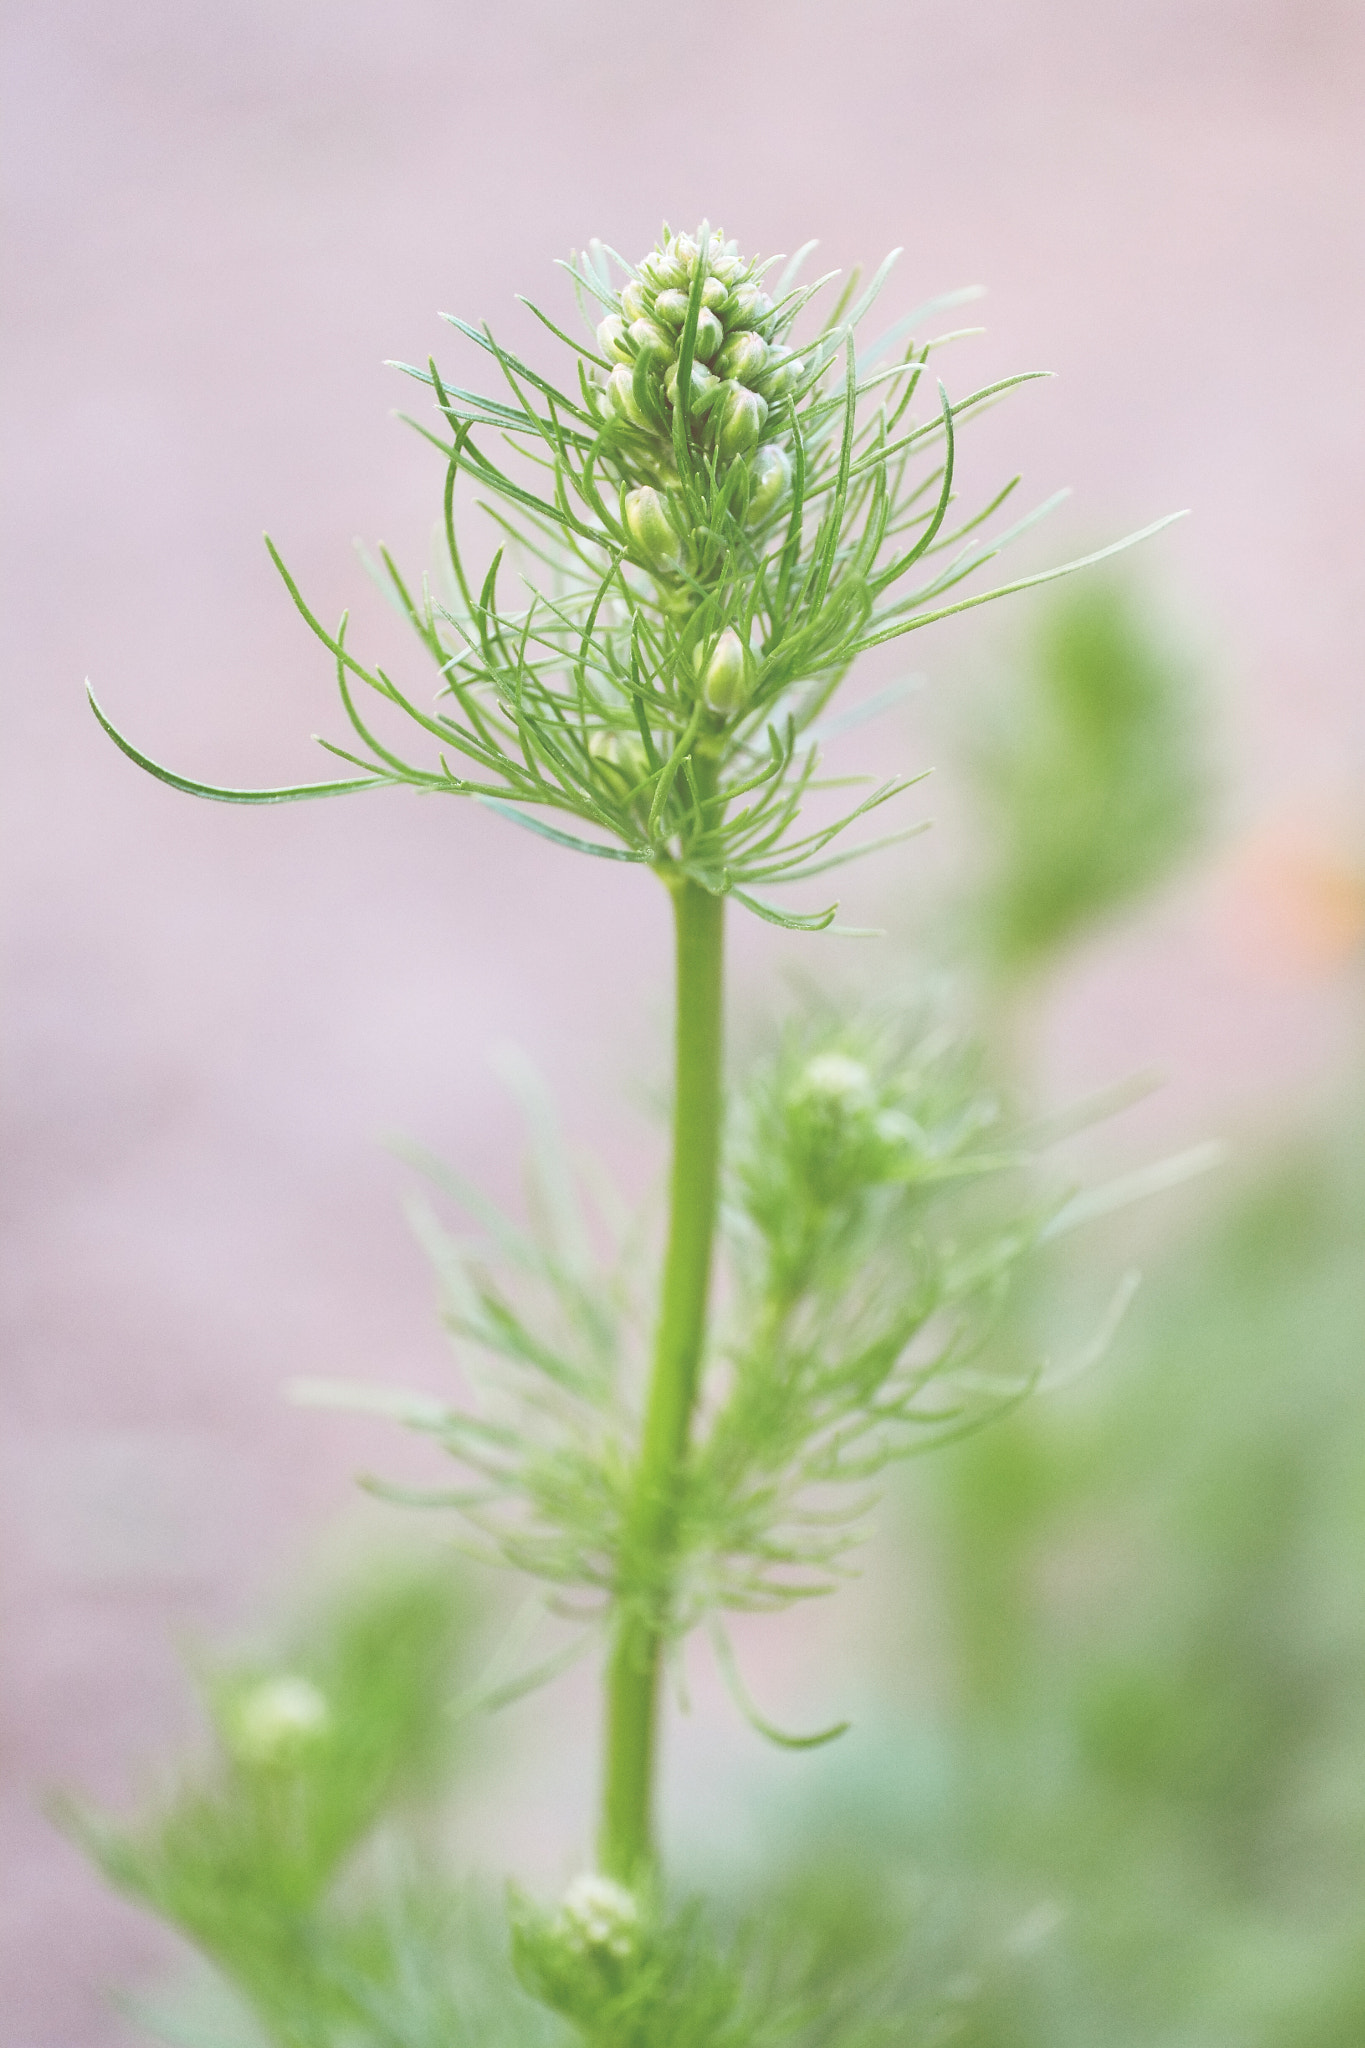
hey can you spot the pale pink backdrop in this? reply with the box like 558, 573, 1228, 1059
4, 1, 1364, 2038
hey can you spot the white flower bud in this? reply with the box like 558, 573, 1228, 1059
557, 1874, 640, 1961
702, 627, 748, 715
628, 318, 671, 359
761, 348, 805, 399
700, 276, 729, 311
665, 359, 720, 415
652, 289, 689, 327
589, 729, 648, 786
624, 485, 682, 576
619, 279, 647, 321
608, 364, 648, 427
703, 234, 743, 282
230, 1675, 331, 1764
731, 286, 773, 326
596, 315, 631, 363
796, 1053, 877, 1114
716, 383, 769, 461
641, 247, 682, 289
715, 330, 769, 384
747, 443, 792, 524
690, 309, 724, 363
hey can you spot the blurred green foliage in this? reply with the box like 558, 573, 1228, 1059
743, 1105, 1365, 2046
68, 1558, 525, 2048
736, 573, 1365, 2043
970, 578, 1208, 981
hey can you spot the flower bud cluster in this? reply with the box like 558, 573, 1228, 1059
511, 1874, 648, 2035
779, 1049, 936, 1214
553, 1873, 641, 1962
596, 227, 798, 522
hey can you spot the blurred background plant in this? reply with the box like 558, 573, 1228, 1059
706, 576, 1365, 2048
964, 577, 1209, 989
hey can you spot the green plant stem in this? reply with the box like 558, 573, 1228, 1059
600, 870, 726, 1883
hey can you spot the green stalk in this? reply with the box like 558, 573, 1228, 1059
600, 870, 725, 1882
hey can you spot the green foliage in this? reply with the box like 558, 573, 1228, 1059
970, 578, 1207, 979
69, 1561, 474, 2048
126, 1885, 579, 2048
89, 225, 1177, 933
300, 1022, 1061, 1668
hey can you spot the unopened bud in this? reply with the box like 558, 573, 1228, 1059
652, 289, 689, 327
703, 627, 748, 715
619, 279, 646, 321
596, 315, 630, 363
700, 276, 729, 311
230, 1675, 331, 1765
715, 330, 769, 384
690, 309, 724, 363
747, 443, 792, 524
665, 359, 720, 415
796, 1053, 877, 1113
648, 253, 686, 290
761, 348, 804, 399
731, 286, 773, 327
717, 384, 769, 461
588, 729, 648, 786
701, 232, 742, 281
624, 486, 682, 576
608, 364, 648, 427
557, 1874, 640, 1961
628, 318, 671, 359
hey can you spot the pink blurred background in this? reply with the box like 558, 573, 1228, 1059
4, 1, 1364, 2036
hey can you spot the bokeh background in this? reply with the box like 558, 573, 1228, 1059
4, 2, 1365, 2040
